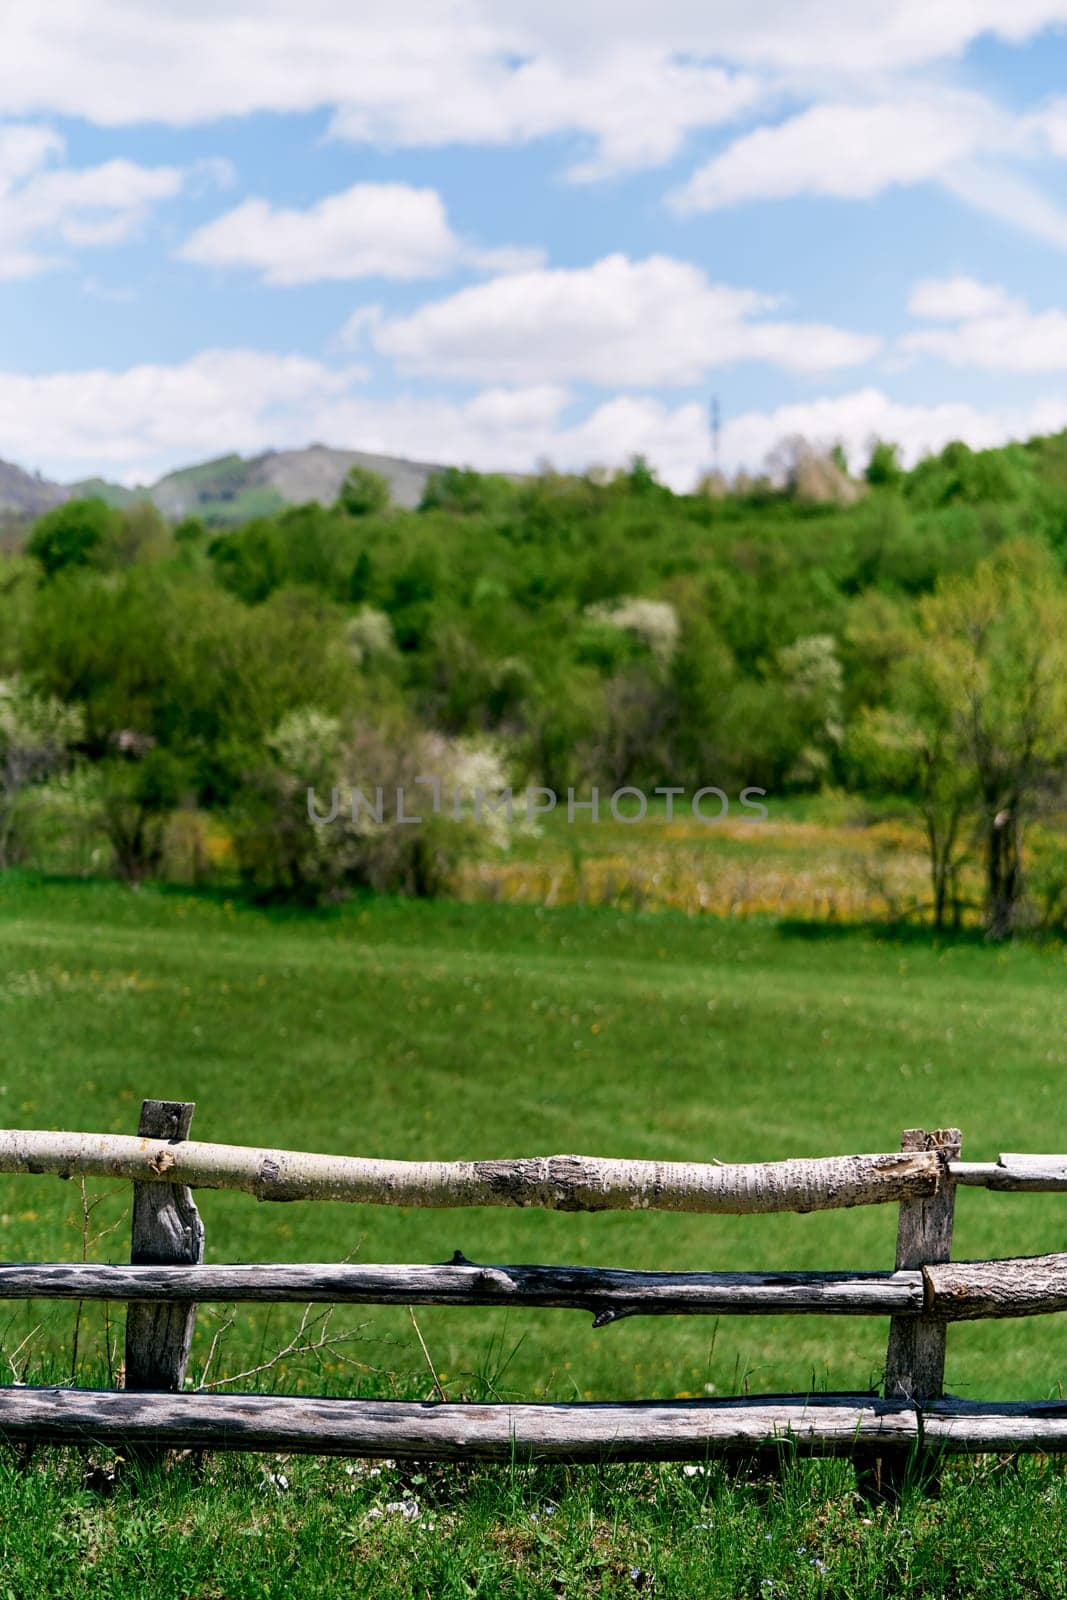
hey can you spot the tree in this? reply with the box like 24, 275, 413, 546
923, 550, 1067, 936
858, 547, 1067, 935
865, 439, 903, 488
26, 498, 118, 578
208, 519, 287, 603
99, 747, 187, 884
338, 466, 390, 518
0, 680, 84, 867
851, 694, 973, 931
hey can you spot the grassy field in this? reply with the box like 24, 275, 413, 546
1, 878, 1066, 1595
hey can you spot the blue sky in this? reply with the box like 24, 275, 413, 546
4, 2, 1067, 488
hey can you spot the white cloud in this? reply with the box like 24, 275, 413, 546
0, 349, 358, 477
1036, 97, 1067, 155
5, 348, 1067, 492
0, 121, 184, 279
4, 2, 1066, 185
328, 47, 765, 183
901, 279, 1067, 371
0, 5, 766, 178
670, 89, 1067, 251
517, 0, 1067, 73
351, 253, 880, 386
940, 160, 1067, 252
720, 386, 1067, 473
671, 96, 1007, 213
907, 276, 1020, 320
180, 182, 540, 284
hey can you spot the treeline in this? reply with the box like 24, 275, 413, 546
1, 438, 1066, 933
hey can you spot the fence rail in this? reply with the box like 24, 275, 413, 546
0, 1103, 1064, 1495
3, 1253, 1067, 1322
0, 1129, 948, 1213
3, 1388, 1067, 1461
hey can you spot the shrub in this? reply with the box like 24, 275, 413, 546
0, 679, 84, 867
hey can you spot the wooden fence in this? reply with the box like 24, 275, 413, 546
3, 1103, 1067, 1492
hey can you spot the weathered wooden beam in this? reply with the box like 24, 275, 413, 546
924, 1253, 1067, 1321
0, 1387, 1065, 1461
950, 1157, 1067, 1192
884, 1129, 961, 1403
862, 1127, 961, 1503
124, 1101, 204, 1395
0, 1259, 927, 1319
123, 1101, 204, 1471
7, 1254, 1064, 1321
923, 1398, 1067, 1452
0, 1132, 943, 1215
0, 1388, 920, 1460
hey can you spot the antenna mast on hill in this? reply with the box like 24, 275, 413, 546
709, 394, 721, 475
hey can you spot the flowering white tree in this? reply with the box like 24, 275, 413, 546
0, 680, 84, 868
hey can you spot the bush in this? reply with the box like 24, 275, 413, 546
231, 711, 515, 902
26, 498, 118, 578
0, 679, 84, 867
338, 466, 390, 517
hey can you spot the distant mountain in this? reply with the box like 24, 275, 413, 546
0, 458, 70, 518
148, 444, 447, 522
0, 443, 450, 527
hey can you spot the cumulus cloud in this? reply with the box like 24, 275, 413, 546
10, 342, 1063, 495
328, 48, 764, 183
516, 0, 1067, 74
907, 276, 1021, 320
4, 2, 1067, 184
180, 182, 540, 284
0, 345, 706, 488
348, 253, 881, 386
0, 5, 765, 178
669, 90, 1067, 251
0, 349, 358, 478
720, 386, 1067, 474
0, 121, 184, 278
672, 100, 993, 212
901, 278, 1067, 371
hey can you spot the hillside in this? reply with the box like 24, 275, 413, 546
0, 458, 69, 518
0, 443, 449, 525
148, 444, 446, 521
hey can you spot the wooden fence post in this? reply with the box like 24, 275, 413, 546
859, 1126, 962, 1502
124, 1100, 204, 1465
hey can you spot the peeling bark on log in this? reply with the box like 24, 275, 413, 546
0, 1133, 943, 1215
0, 1260, 927, 1319
0, 1387, 1064, 1461
925, 1253, 1067, 1321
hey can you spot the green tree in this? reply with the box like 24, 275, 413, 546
26, 498, 118, 578
858, 547, 1067, 935
338, 466, 390, 517
0, 679, 84, 867
208, 519, 287, 603
99, 746, 187, 884
865, 439, 903, 488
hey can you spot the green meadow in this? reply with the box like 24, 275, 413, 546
3, 881, 1067, 1596
2, 878, 1065, 1404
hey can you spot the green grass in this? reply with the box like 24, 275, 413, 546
4, 1451, 1067, 1599
1, 879, 1066, 1595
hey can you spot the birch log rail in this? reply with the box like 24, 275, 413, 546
2, 1104, 1067, 1491
0, 1130, 946, 1213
